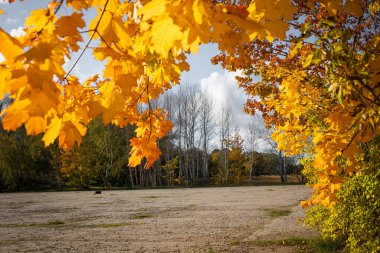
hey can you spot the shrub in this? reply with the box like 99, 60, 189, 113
305, 136, 380, 252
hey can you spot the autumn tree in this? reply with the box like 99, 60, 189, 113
226, 130, 246, 184
212, 0, 380, 250
247, 120, 258, 180
218, 105, 233, 183
199, 92, 215, 182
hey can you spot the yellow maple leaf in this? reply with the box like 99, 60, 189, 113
25, 116, 47, 135
55, 13, 85, 37
25, 9, 55, 31
42, 117, 62, 146
66, 0, 89, 10
0, 28, 23, 61
139, 0, 168, 21
150, 17, 182, 57
345, 0, 363, 17
59, 116, 87, 150
1, 99, 31, 131
18, 43, 52, 63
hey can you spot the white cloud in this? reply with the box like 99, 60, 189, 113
10, 26, 25, 37
200, 70, 246, 113
0, 53, 5, 63
200, 71, 253, 146
199, 70, 270, 152
6, 17, 17, 25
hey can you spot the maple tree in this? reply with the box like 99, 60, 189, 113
210, 0, 379, 250
213, 0, 379, 206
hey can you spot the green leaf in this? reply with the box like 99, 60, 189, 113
333, 42, 344, 54
302, 52, 314, 68
337, 85, 344, 106
313, 48, 326, 64
290, 41, 302, 58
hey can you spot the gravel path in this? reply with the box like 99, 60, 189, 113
0, 185, 316, 252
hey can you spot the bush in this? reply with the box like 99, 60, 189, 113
305, 136, 380, 252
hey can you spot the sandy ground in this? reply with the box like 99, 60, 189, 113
0, 185, 317, 252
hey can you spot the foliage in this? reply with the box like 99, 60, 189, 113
305, 136, 380, 252
59, 117, 131, 188
161, 156, 180, 186
226, 132, 246, 183
0, 124, 55, 191
214, 0, 379, 207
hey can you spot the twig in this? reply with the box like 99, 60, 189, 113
61, 0, 110, 82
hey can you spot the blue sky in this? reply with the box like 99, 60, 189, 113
0, 0, 265, 151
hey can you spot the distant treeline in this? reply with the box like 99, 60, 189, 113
0, 85, 303, 191
0, 119, 302, 192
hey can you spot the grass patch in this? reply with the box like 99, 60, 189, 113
0, 240, 20, 247
247, 239, 283, 247
130, 213, 153, 219
94, 202, 114, 205
311, 237, 345, 252
230, 240, 240, 246
0, 220, 65, 228
207, 248, 223, 253
285, 236, 345, 252
143, 195, 159, 199
264, 208, 292, 218
47, 220, 65, 225
95, 222, 130, 228
247, 236, 345, 252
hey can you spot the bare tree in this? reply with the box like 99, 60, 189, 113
247, 120, 259, 180
218, 105, 233, 183
170, 83, 202, 183
253, 118, 287, 182
199, 93, 215, 182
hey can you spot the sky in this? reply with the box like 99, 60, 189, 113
0, 0, 266, 151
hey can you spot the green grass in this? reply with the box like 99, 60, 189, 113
130, 213, 153, 219
94, 202, 114, 205
247, 239, 283, 247
143, 195, 159, 199
247, 236, 345, 252
0, 240, 20, 247
1, 220, 65, 228
95, 222, 130, 228
207, 248, 223, 253
230, 240, 240, 246
264, 208, 292, 218
47, 220, 65, 225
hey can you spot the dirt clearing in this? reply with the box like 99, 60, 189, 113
0, 185, 316, 252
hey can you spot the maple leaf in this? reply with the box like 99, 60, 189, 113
66, 0, 89, 10
0, 28, 23, 61
18, 43, 53, 63
42, 117, 62, 146
1, 99, 31, 131
139, 0, 167, 21
345, 0, 363, 17
25, 116, 46, 135
150, 17, 182, 57
59, 116, 87, 150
